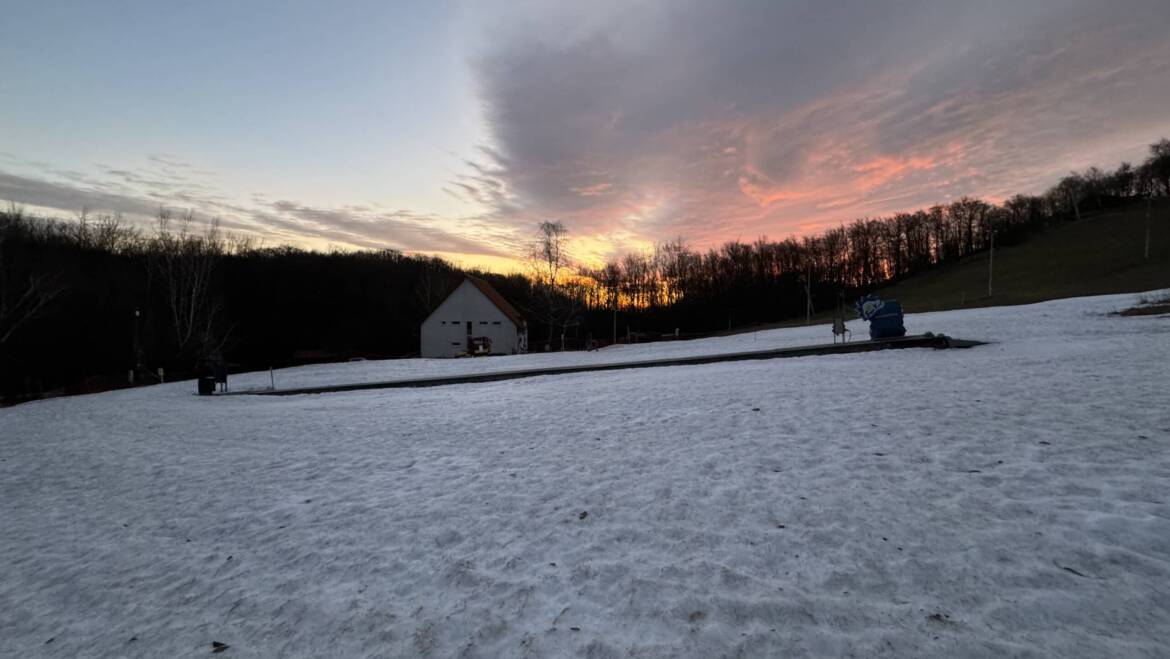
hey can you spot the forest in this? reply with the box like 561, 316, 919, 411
1, 139, 1167, 401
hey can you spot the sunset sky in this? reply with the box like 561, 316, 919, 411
3, 0, 1169, 271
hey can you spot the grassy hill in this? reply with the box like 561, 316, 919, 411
878, 199, 1170, 314
723, 199, 1169, 336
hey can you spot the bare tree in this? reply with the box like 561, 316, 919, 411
414, 256, 455, 313
1143, 139, 1170, 196
150, 208, 228, 362
1081, 166, 1107, 209
1107, 162, 1136, 198
1056, 173, 1085, 221
0, 228, 62, 347
527, 221, 572, 349
531, 221, 569, 288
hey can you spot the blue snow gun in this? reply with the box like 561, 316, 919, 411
854, 294, 907, 340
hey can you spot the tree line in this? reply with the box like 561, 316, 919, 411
0, 207, 535, 400
1, 138, 1167, 400
552, 139, 1170, 331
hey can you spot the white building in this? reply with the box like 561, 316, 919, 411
420, 277, 528, 358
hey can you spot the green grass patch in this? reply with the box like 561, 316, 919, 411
879, 199, 1170, 313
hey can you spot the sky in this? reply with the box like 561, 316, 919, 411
2, 0, 1169, 271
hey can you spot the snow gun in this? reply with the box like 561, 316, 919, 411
854, 294, 907, 340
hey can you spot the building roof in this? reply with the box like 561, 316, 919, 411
466, 277, 525, 328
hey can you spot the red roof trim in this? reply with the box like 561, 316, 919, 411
466, 277, 525, 327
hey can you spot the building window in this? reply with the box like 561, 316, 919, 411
451, 342, 460, 346
480, 321, 488, 325
492, 321, 501, 325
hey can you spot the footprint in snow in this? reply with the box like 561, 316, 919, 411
926, 613, 954, 625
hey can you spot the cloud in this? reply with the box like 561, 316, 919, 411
463, 0, 1170, 260
0, 170, 163, 218
0, 161, 515, 259
264, 200, 514, 257
6, 1, 1170, 270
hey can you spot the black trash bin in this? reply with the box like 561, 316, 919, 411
197, 376, 216, 395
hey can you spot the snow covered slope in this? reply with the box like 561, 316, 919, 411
2, 291, 1168, 658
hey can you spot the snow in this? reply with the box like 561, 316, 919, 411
2, 291, 1169, 658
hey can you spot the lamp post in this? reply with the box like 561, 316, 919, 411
129, 307, 141, 385
1145, 197, 1152, 261
987, 229, 994, 298
805, 265, 813, 325
133, 307, 141, 369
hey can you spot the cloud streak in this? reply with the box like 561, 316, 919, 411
0, 155, 515, 260
462, 0, 1170, 262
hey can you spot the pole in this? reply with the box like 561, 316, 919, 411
805, 267, 811, 326
987, 229, 994, 298
1145, 197, 1151, 261
132, 307, 141, 374
612, 307, 616, 345
269, 367, 275, 391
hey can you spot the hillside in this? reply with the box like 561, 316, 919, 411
879, 199, 1170, 313
2, 291, 1168, 656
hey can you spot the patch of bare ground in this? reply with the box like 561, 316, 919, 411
1117, 292, 1170, 316
1119, 303, 1170, 316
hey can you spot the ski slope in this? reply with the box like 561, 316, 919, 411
2, 291, 1168, 658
